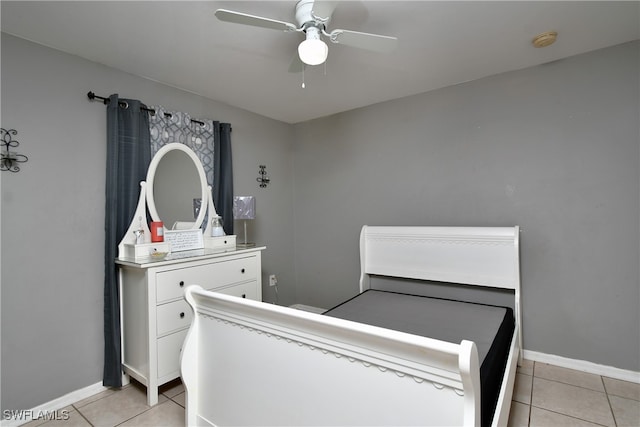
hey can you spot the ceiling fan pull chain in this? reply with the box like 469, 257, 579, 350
302, 65, 306, 89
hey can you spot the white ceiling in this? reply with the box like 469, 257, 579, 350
2, 1, 638, 124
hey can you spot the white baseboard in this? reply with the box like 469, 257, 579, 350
524, 349, 640, 384
1, 381, 108, 427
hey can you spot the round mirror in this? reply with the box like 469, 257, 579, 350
146, 143, 208, 230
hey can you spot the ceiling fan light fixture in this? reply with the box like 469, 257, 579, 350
298, 39, 328, 65
298, 26, 328, 65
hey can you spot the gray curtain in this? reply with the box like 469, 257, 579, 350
213, 122, 234, 235
103, 94, 151, 387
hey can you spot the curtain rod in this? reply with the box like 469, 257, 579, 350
87, 91, 205, 126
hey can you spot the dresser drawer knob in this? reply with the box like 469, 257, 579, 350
241, 268, 245, 273
242, 294, 246, 298
180, 312, 185, 318
179, 281, 184, 287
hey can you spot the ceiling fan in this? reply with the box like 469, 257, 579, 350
214, 0, 398, 67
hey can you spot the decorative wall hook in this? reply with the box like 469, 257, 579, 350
257, 165, 270, 188
1, 128, 28, 173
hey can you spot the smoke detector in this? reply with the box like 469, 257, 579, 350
532, 31, 558, 48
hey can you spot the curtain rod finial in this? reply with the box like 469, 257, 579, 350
87, 91, 109, 105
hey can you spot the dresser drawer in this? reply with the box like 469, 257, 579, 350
157, 328, 188, 380
156, 256, 257, 303
215, 281, 259, 300
157, 299, 192, 337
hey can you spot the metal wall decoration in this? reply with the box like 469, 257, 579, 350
256, 164, 270, 188
1, 128, 28, 173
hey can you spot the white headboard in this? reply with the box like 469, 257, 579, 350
359, 226, 520, 291
359, 226, 522, 356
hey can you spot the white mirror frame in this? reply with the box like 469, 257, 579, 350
146, 143, 208, 230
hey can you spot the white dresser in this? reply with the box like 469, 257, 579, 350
117, 246, 265, 405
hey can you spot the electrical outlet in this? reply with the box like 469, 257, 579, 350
269, 274, 278, 287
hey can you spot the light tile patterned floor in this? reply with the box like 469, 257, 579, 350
21, 361, 640, 427
509, 360, 640, 427
21, 380, 185, 427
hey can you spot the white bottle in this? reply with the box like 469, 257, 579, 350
211, 215, 225, 237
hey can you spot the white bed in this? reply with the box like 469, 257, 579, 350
180, 225, 522, 426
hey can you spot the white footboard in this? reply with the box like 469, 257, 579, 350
181, 286, 482, 427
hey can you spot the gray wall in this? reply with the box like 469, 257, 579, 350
292, 41, 640, 372
1, 33, 296, 412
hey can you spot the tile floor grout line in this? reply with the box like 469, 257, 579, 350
526, 362, 534, 426
604, 380, 640, 403
168, 396, 185, 409
112, 397, 181, 427
602, 375, 620, 427
71, 385, 125, 412
73, 405, 96, 427
112, 404, 156, 427
534, 374, 610, 396
528, 402, 612, 427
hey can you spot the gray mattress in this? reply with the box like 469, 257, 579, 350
323, 289, 515, 427
324, 289, 508, 363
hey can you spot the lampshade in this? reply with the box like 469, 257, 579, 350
233, 196, 256, 220
298, 27, 328, 66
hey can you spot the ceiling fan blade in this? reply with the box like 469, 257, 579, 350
329, 29, 398, 53
215, 9, 297, 32
311, 1, 338, 21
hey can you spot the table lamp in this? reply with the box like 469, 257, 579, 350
233, 196, 256, 248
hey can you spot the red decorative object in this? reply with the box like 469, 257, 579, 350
150, 221, 164, 242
